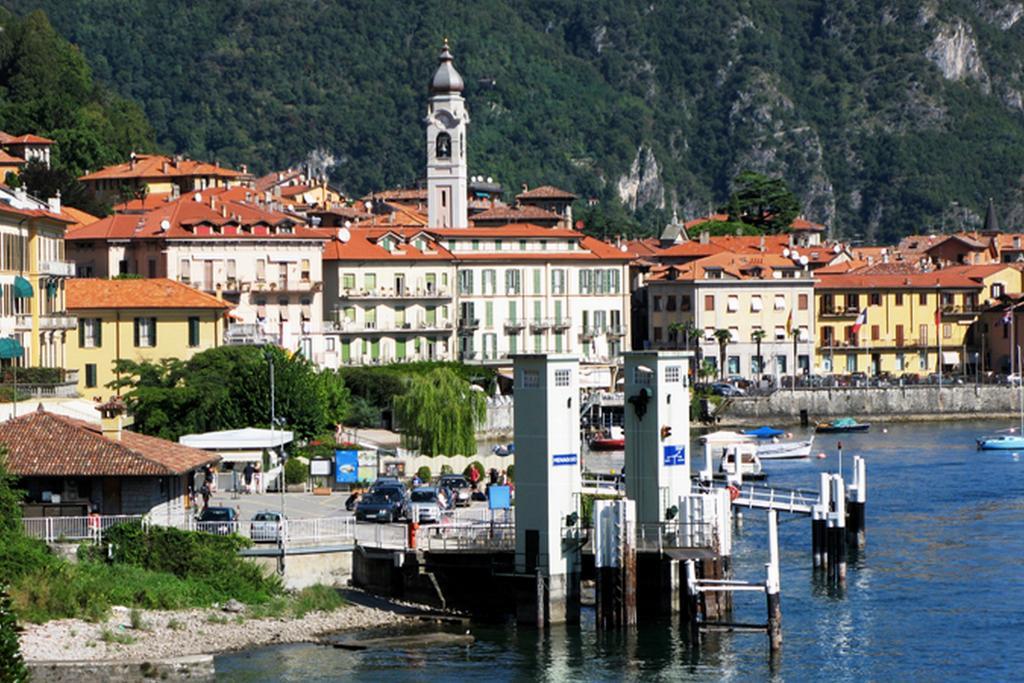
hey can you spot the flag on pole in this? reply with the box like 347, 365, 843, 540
851, 308, 867, 335
935, 306, 942, 328
785, 310, 793, 336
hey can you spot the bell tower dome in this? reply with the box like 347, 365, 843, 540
425, 39, 469, 229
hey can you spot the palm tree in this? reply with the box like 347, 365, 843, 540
751, 329, 766, 378
670, 320, 698, 350
713, 328, 732, 380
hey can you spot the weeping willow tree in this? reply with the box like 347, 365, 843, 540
393, 368, 486, 456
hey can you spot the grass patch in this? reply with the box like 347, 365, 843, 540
129, 608, 148, 631
206, 613, 229, 624
290, 585, 345, 618
246, 596, 289, 619
166, 618, 184, 631
99, 628, 137, 645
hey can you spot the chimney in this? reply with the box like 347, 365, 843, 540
699, 231, 709, 244
162, 160, 169, 174
96, 397, 128, 442
210, 197, 216, 210
221, 205, 228, 218
883, 251, 889, 264
759, 235, 766, 252
47, 190, 61, 215
240, 164, 248, 175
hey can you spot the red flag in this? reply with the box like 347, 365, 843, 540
935, 307, 941, 327
851, 308, 867, 335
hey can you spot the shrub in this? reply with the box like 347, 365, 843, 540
440, 464, 453, 475
345, 396, 381, 428
0, 584, 27, 683
506, 464, 515, 482
290, 585, 345, 617
416, 465, 431, 482
463, 461, 484, 482
284, 458, 308, 486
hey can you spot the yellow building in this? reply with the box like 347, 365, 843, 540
814, 265, 1022, 376
66, 278, 231, 395
79, 154, 244, 204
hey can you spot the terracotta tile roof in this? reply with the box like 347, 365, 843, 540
623, 238, 660, 257
363, 188, 428, 203
925, 233, 988, 251
253, 170, 303, 193
0, 150, 25, 165
80, 154, 242, 182
67, 278, 233, 310
0, 408, 219, 477
112, 193, 174, 213
67, 188, 324, 242
471, 205, 562, 223
0, 131, 54, 145
650, 252, 806, 281
515, 185, 577, 200
322, 227, 453, 262
62, 206, 101, 231
815, 271, 984, 290
428, 225, 583, 239
0, 202, 73, 224
790, 217, 825, 231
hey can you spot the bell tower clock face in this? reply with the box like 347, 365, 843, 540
434, 110, 458, 130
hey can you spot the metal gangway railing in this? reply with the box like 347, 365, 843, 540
700, 479, 818, 516
421, 522, 515, 552
634, 521, 716, 553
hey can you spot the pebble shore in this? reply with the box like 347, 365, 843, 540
19, 602, 411, 662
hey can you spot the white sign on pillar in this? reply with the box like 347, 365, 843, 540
513, 354, 582, 577
624, 351, 692, 525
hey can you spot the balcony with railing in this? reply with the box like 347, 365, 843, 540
529, 318, 552, 333
243, 279, 320, 294
39, 260, 76, 277
819, 305, 859, 318
941, 303, 979, 317
322, 318, 453, 335
14, 312, 77, 331
606, 324, 625, 337
225, 323, 278, 345
458, 318, 480, 332
580, 327, 600, 341
552, 317, 572, 332
1, 367, 78, 398
338, 287, 451, 301
504, 318, 526, 334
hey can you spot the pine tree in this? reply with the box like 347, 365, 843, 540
0, 584, 28, 683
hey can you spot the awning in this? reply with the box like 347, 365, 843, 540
942, 351, 960, 364
0, 337, 25, 359
13, 276, 33, 298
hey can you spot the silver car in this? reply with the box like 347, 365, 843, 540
250, 510, 283, 543
410, 487, 442, 523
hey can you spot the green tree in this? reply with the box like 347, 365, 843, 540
669, 320, 698, 351
392, 368, 486, 456
0, 583, 28, 683
0, 449, 23, 535
723, 170, 800, 234
751, 329, 766, 377
713, 329, 732, 380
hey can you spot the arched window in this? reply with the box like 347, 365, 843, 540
435, 132, 452, 159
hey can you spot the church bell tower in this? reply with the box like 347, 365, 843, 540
426, 40, 469, 229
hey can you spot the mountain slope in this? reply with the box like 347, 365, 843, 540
6, 0, 1024, 242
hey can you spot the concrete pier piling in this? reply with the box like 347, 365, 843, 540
828, 475, 847, 584
765, 510, 782, 652
594, 499, 637, 629
846, 456, 867, 549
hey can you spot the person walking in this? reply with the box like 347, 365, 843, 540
469, 464, 481, 490
243, 462, 255, 494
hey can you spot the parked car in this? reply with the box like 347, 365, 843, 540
356, 487, 409, 522
410, 487, 442, 523
197, 506, 238, 535
250, 510, 283, 543
710, 382, 746, 397
438, 474, 472, 507
370, 477, 402, 491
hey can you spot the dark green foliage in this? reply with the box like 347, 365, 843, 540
111, 345, 349, 441
0, 584, 28, 683
0, 8, 154, 214
415, 465, 431, 482
393, 368, 486, 456
722, 171, 800, 233
463, 461, 484, 482
0, 366, 66, 384
284, 457, 307, 486
506, 464, 514, 482
345, 396, 381, 428
0, 450, 23, 535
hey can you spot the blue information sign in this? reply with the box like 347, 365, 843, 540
334, 450, 359, 484
488, 485, 511, 510
552, 453, 578, 466
663, 444, 686, 466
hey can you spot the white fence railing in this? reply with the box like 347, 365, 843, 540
354, 522, 408, 550
635, 521, 715, 553
422, 523, 515, 552
21, 515, 145, 543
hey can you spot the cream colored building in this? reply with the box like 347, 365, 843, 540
647, 252, 816, 378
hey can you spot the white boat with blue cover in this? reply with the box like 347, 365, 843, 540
976, 434, 1024, 450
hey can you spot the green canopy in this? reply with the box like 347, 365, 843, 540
13, 276, 33, 298
0, 337, 24, 360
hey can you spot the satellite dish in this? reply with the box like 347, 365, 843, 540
799, 255, 809, 266
782, 248, 790, 258
159, 219, 171, 232
620, 244, 629, 252
193, 192, 202, 203
790, 250, 800, 260
833, 244, 841, 254
337, 227, 351, 243
343, 220, 352, 229
364, 200, 373, 212
487, 176, 493, 183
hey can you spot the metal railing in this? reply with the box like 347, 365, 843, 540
422, 522, 515, 552
703, 480, 818, 515
22, 514, 145, 543
354, 522, 408, 550
634, 521, 715, 552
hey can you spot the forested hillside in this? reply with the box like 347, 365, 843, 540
4, 1, 1024, 242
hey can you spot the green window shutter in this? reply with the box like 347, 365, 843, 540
554, 300, 562, 321
533, 269, 541, 294
533, 300, 542, 321
188, 317, 200, 346
78, 320, 85, 348
85, 364, 96, 388
555, 333, 563, 353
509, 334, 517, 354
133, 318, 140, 347
151, 318, 157, 346
371, 340, 380, 359
485, 302, 493, 327
426, 306, 436, 325
534, 334, 542, 352
341, 340, 351, 362
509, 301, 517, 322
396, 339, 406, 359
95, 319, 102, 348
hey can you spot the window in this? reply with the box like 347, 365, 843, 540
482, 269, 496, 295
727, 356, 740, 374
751, 295, 763, 312
774, 294, 786, 311
992, 283, 1005, 298
846, 354, 857, 372
227, 259, 237, 281
459, 270, 474, 295
134, 317, 156, 347
798, 294, 808, 310
775, 355, 787, 373
551, 269, 566, 294
774, 326, 786, 341
680, 295, 692, 311
896, 324, 905, 346
342, 272, 356, 290
364, 273, 377, 291
180, 258, 191, 283
256, 259, 266, 281
653, 326, 663, 342
871, 324, 880, 341
704, 295, 714, 312
727, 295, 739, 313
895, 293, 904, 306
188, 316, 200, 347
919, 324, 929, 345
943, 323, 952, 339
579, 270, 592, 294
869, 293, 881, 306
435, 132, 451, 159
85, 364, 97, 388
505, 269, 521, 295
896, 353, 906, 371
555, 369, 571, 387
301, 259, 310, 281
666, 295, 677, 312
919, 292, 928, 305
653, 296, 662, 312
919, 351, 928, 370
533, 268, 542, 294
78, 318, 101, 348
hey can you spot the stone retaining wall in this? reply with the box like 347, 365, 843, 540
721, 385, 1021, 425
29, 655, 214, 682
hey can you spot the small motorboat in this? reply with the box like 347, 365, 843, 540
977, 434, 1024, 450
756, 438, 814, 460
491, 443, 515, 456
744, 426, 786, 439
718, 443, 763, 476
815, 417, 870, 433
589, 426, 625, 451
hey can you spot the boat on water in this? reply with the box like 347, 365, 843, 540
589, 425, 625, 451
718, 443, 763, 476
816, 417, 870, 433
756, 438, 814, 460
491, 443, 514, 456
976, 434, 1024, 450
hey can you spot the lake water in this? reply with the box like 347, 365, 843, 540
216, 420, 1024, 681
